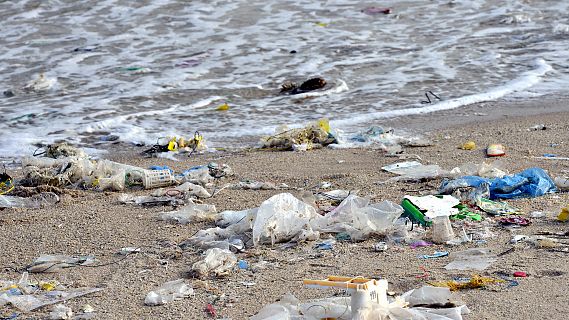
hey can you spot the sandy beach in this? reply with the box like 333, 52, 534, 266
1, 100, 569, 320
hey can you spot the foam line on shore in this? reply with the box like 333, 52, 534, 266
331, 58, 553, 128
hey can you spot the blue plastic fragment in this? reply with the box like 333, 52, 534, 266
419, 251, 449, 259
238, 260, 248, 269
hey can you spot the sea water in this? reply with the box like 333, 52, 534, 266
1, 0, 568, 158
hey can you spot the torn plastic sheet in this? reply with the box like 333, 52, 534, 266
444, 248, 497, 271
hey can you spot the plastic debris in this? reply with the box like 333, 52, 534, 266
410, 240, 432, 249
205, 303, 217, 317
444, 248, 496, 271
118, 193, 188, 207
49, 304, 73, 320
314, 239, 335, 250
313, 195, 404, 240
558, 205, 569, 222
453, 161, 508, 178
477, 198, 520, 215
260, 119, 336, 151
440, 168, 557, 199
460, 141, 476, 150
253, 279, 470, 320
23, 73, 56, 92
253, 193, 320, 245
419, 251, 449, 259
554, 176, 569, 191
431, 216, 455, 244
238, 260, 248, 269
513, 271, 527, 278
429, 275, 505, 291
0, 277, 101, 312
486, 144, 505, 157
373, 241, 388, 252
160, 204, 217, 224
384, 164, 447, 182
27, 255, 95, 273
191, 248, 237, 278
0, 192, 59, 209
402, 195, 469, 226
144, 279, 193, 306
0, 170, 14, 195
499, 216, 531, 226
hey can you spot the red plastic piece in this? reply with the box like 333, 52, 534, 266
513, 271, 527, 278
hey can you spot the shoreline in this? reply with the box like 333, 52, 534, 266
1, 102, 569, 319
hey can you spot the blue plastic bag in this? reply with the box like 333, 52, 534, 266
440, 168, 557, 199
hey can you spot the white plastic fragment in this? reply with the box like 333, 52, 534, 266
50, 304, 73, 320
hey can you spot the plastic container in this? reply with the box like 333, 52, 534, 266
431, 216, 454, 244
143, 169, 174, 189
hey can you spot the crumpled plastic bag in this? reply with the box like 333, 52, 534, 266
440, 167, 556, 199
252, 193, 320, 246
312, 195, 404, 240
191, 248, 237, 278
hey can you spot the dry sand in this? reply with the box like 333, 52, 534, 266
1, 104, 569, 319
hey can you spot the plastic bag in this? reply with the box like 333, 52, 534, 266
160, 204, 217, 224
252, 193, 319, 246
401, 286, 451, 307
385, 164, 447, 182
216, 208, 256, 227
144, 279, 193, 306
440, 167, 556, 199
313, 195, 403, 240
191, 248, 237, 278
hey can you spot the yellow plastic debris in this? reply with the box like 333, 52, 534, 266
428, 275, 504, 291
460, 141, 476, 150
216, 103, 230, 111
317, 118, 331, 133
558, 206, 569, 222
315, 22, 328, 27
167, 137, 178, 151
39, 280, 59, 291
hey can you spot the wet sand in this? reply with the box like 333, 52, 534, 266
1, 102, 569, 319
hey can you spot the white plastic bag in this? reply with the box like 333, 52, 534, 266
252, 193, 319, 246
